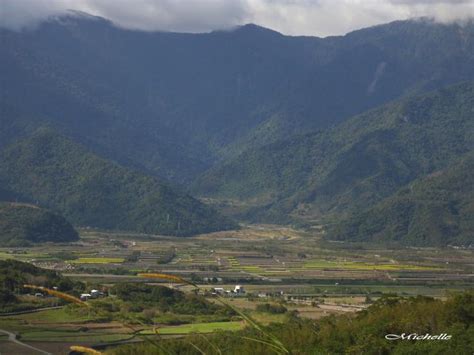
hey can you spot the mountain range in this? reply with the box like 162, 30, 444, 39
196, 81, 474, 245
2, 14, 474, 182
1, 13, 473, 244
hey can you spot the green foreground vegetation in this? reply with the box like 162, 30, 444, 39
111, 292, 474, 355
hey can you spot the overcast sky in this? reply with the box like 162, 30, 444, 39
1, 0, 473, 36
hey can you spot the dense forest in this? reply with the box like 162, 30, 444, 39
0, 260, 84, 312
1, 17, 474, 183
0, 203, 78, 246
0, 129, 236, 236
329, 153, 474, 246
111, 283, 233, 318
195, 82, 474, 245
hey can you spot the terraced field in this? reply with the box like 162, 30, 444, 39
0, 225, 472, 354
1, 224, 472, 293
69, 257, 125, 264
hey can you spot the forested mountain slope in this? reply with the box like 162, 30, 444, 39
0, 129, 236, 236
1, 15, 473, 182
0, 203, 78, 246
329, 152, 474, 246
195, 82, 474, 225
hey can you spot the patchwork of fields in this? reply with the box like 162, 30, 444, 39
0, 225, 472, 353
0, 225, 471, 293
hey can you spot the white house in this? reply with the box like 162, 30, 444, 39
212, 287, 225, 295
80, 293, 91, 301
234, 285, 245, 294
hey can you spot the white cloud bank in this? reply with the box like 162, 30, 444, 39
0, 0, 473, 36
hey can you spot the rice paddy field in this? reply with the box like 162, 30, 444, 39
1, 224, 472, 290
69, 257, 125, 264
0, 225, 472, 354
140, 321, 244, 335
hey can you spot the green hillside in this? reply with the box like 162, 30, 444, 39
0, 260, 85, 312
0, 129, 236, 236
195, 82, 474, 224
328, 153, 474, 246
0, 203, 78, 246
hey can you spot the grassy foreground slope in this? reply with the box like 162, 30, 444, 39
112, 292, 474, 355
0, 129, 236, 236
195, 82, 474, 226
0, 203, 78, 246
329, 153, 474, 246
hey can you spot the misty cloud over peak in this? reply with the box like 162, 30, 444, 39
1, 0, 473, 36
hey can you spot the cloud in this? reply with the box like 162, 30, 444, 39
0, 0, 473, 36
246, 0, 474, 36
0, 0, 250, 32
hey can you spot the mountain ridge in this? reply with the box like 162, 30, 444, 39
194, 81, 474, 227
2, 16, 473, 183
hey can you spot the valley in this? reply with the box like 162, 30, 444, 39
3, 225, 472, 288
0, 225, 472, 353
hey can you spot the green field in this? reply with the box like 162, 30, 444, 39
12, 308, 94, 323
141, 321, 244, 335
20, 330, 132, 342
0, 251, 47, 260
69, 257, 125, 264
0, 225, 472, 353
301, 260, 441, 271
